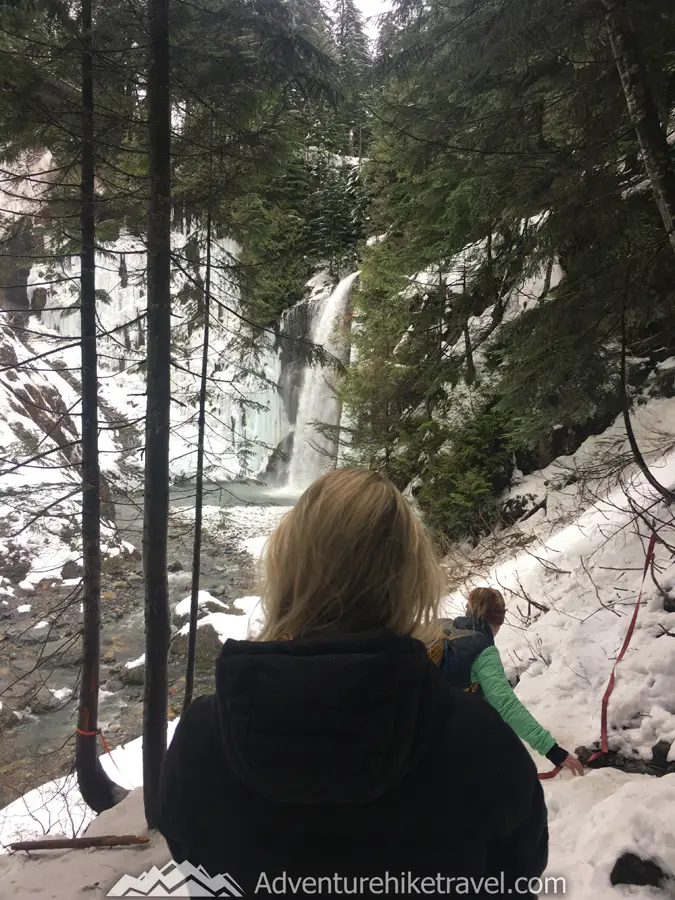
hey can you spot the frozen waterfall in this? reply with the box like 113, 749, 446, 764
287, 272, 359, 490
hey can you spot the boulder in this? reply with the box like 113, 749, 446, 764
167, 560, 183, 573
0, 704, 18, 731
27, 686, 63, 715
610, 852, 671, 889
60, 559, 83, 580
120, 663, 145, 686
170, 622, 222, 668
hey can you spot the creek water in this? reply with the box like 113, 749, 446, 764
0, 479, 299, 809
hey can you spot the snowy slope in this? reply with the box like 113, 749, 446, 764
0, 324, 134, 586
442, 395, 675, 895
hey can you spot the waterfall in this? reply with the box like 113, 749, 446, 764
287, 272, 359, 490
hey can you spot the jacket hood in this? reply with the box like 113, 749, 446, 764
214, 628, 445, 805
452, 615, 495, 643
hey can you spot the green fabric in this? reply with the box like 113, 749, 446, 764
470, 646, 556, 757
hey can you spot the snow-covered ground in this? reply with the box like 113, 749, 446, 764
441, 396, 675, 896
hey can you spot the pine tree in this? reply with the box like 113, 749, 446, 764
344, 0, 675, 542
143, 0, 172, 830
75, 0, 120, 815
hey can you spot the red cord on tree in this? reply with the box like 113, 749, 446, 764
588, 532, 657, 764
76, 726, 124, 776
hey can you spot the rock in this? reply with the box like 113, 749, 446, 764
103, 678, 123, 693
45, 638, 83, 668
0, 705, 18, 731
27, 687, 62, 715
102, 649, 117, 664
664, 592, 675, 614
60, 559, 82, 580
610, 852, 671, 888
102, 591, 116, 601
167, 560, 183, 573
111, 580, 129, 589
127, 573, 143, 583
172, 597, 228, 628
170, 622, 222, 667
651, 739, 672, 771
120, 663, 145, 686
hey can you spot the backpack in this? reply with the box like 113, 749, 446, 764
427, 622, 484, 694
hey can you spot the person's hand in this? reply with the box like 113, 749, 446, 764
562, 754, 584, 776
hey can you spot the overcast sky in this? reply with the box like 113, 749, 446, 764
356, 0, 392, 40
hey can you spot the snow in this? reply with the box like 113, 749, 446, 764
124, 654, 145, 671
177, 594, 264, 643
546, 771, 675, 898
0, 789, 171, 900
440, 396, 675, 897
241, 534, 268, 559
49, 688, 72, 701
173, 589, 227, 619
15, 604, 30, 613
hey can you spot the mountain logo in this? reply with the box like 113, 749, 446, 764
107, 859, 245, 897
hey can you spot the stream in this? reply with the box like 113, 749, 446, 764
0, 479, 298, 810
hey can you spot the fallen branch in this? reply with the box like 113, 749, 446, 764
9, 834, 150, 851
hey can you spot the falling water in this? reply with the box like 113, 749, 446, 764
287, 272, 359, 490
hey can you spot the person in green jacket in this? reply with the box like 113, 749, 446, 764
430, 586, 584, 776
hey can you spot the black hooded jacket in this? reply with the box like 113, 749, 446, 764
157, 629, 548, 898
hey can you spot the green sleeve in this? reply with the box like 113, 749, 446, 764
471, 646, 556, 758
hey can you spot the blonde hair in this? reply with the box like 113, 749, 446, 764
258, 469, 443, 642
466, 586, 505, 626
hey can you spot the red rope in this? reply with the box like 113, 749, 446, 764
538, 764, 563, 781
76, 727, 124, 776
588, 532, 657, 764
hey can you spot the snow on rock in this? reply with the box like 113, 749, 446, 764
173, 590, 227, 621
547, 771, 675, 899
176, 594, 264, 644
124, 654, 145, 671
0, 789, 170, 900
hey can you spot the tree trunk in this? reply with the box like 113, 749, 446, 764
183, 128, 213, 713
603, 0, 675, 256
143, 0, 172, 829
75, 0, 120, 815
464, 321, 475, 385
620, 294, 674, 504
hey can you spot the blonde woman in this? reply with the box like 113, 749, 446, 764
158, 470, 547, 897
430, 587, 584, 776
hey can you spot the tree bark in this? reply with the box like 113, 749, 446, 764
183, 126, 213, 713
143, 0, 172, 829
603, 0, 675, 256
620, 296, 674, 504
464, 321, 475, 385
75, 0, 120, 815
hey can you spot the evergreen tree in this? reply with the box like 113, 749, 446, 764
343, 0, 675, 543
143, 0, 172, 830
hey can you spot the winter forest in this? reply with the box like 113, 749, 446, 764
1, 0, 675, 896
